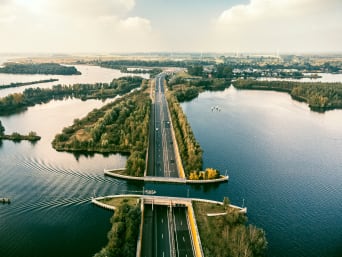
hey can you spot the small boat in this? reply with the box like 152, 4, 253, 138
144, 190, 156, 195
1, 198, 11, 204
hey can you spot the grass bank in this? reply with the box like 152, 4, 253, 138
193, 200, 267, 257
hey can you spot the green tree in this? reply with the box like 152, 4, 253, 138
28, 131, 37, 137
94, 201, 141, 257
223, 197, 230, 210
0, 120, 5, 135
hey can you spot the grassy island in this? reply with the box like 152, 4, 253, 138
0, 79, 59, 90
0, 76, 143, 116
193, 199, 267, 257
0, 132, 41, 142
0, 63, 81, 75
0, 121, 40, 142
52, 80, 150, 176
233, 79, 342, 112
94, 198, 141, 257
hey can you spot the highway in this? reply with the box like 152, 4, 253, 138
141, 204, 173, 257
173, 207, 195, 257
147, 75, 178, 177
141, 204, 194, 257
142, 74, 195, 257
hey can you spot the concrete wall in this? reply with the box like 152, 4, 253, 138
187, 204, 204, 257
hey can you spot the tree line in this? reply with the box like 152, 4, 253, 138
167, 64, 232, 103
0, 79, 59, 90
94, 200, 141, 257
188, 168, 220, 180
119, 67, 162, 77
187, 63, 233, 79
0, 120, 40, 142
0, 63, 81, 75
52, 85, 150, 177
233, 79, 342, 111
166, 92, 203, 176
95, 59, 214, 69
169, 78, 229, 102
0, 76, 143, 116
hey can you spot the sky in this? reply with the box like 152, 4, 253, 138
0, 0, 341, 54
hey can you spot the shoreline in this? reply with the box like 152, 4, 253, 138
91, 194, 246, 213
104, 169, 229, 184
0, 79, 59, 90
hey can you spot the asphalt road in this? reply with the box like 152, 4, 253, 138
147, 75, 178, 177
173, 207, 195, 257
147, 102, 156, 176
141, 204, 172, 257
143, 74, 195, 257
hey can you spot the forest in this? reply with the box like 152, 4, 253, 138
0, 76, 143, 116
233, 79, 342, 111
94, 59, 214, 69
94, 200, 141, 257
194, 200, 267, 257
119, 67, 162, 77
168, 78, 229, 102
0, 63, 81, 75
52, 83, 150, 177
166, 64, 232, 102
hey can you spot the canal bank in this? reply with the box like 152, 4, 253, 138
104, 169, 229, 184
92, 194, 247, 257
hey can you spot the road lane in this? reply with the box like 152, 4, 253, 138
143, 74, 195, 257
142, 204, 172, 257
147, 74, 179, 177
173, 207, 195, 257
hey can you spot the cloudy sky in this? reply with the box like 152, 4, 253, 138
0, 0, 341, 53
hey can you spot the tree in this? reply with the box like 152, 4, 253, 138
187, 65, 203, 76
28, 131, 37, 137
0, 120, 5, 135
94, 201, 141, 257
214, 64, 233, 79
206, 168, 220, 179
223, 197, 230, 210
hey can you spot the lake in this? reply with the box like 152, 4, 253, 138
0, 66, 341, 257
0, 64, 149, 97
0, 97, 144, 257
0, 65, 146, 257
180, 86, 342, 257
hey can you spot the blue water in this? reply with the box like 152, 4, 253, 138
1, 83, 341, 257
0, 98, 139, 257
179, 87, 342, 257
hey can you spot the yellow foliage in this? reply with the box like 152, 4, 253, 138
189, 171, 199, 180
205, 168, 219, 179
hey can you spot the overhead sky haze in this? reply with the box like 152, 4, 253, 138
0, 0, 341, 53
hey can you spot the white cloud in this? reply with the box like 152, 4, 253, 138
119, 17, 151, 31
0, 0, 161, 53
213, 0, 342, 53
46, 0, 135, 17
0, 0, 15, 23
